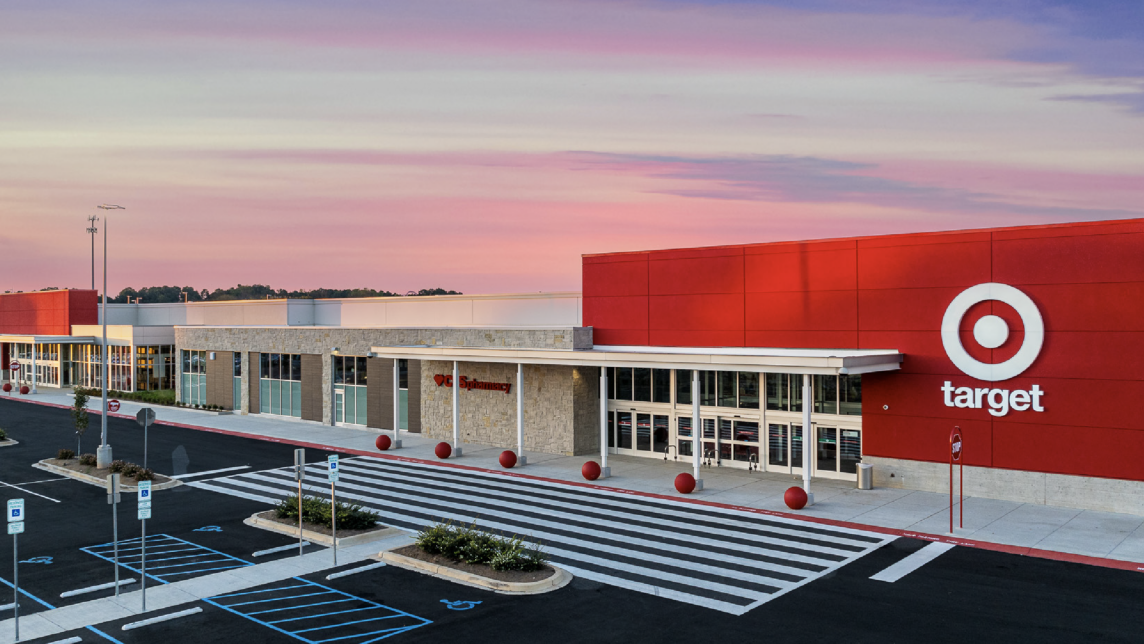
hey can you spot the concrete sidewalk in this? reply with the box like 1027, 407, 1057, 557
12, 390, 1144, 569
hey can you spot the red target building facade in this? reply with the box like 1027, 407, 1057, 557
583, 218, 1144, 512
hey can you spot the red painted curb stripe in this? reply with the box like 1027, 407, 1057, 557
7, 396, 1144, 573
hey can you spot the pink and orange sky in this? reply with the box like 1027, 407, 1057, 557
3, 0, 1143, 295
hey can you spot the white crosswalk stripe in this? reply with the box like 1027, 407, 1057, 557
189, 456, 894, 615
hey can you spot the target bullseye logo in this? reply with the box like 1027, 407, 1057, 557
941, 283, 1044, 382
940, 283, 1046, 416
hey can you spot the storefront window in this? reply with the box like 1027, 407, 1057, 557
181, 349, 207, 405
258, 353, 302, 418
840, 374, 862, 416
766, 373, 788, 411
334, 355, 368, 426
675, 370, 692, 405
616, 368, 633, 400
718, 371, 736, 407
814, 375, 838, 414
700, 371, 716, 406
652, 369, 671, 403
738, 372, 760, 409
633, 368, 652, 402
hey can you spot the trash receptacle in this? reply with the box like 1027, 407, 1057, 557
857, 463, 873, 490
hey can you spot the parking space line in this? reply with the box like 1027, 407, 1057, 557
247, 598, 353, 617
226, 591, 335, 608
0, 479, 61, 502
870, 542, 956, 583
212, 583, 313, 600
159, 564, 250, 577
267, 606, 375, 625
291, 614, 402, 634
81, 534, 252, 584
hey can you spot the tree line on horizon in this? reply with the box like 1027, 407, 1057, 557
107, 284, 462, 303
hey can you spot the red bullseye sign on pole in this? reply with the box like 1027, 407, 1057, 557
9, 362, 19, 372
107, 400, 120, 413
950, 426, 963, 533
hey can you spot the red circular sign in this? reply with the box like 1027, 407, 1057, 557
107, 400, 120, 412
951, 432, 963, 461
8, 362, 19, 372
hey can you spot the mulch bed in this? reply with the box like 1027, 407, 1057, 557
392, 544, 556, 583
47, 458, 173, 485
255, 510, 385, 538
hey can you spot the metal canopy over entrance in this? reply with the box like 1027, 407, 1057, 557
366, 344, 903, 376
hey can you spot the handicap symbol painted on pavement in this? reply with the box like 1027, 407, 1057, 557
441, 600, 482, 611
19, 556, 52, 564
194, 526, 223, 532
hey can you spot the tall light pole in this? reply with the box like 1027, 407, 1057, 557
96, 204, 125, 468
86, 215, 99, 290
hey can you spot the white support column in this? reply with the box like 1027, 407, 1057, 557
391, 359, 402, 448
692, 369, 702, 490
30, 343, 37, 394
599, 367, 610, 478
802, 373, 814, 506
451, 360, 461, 457
516, 363, 525, 466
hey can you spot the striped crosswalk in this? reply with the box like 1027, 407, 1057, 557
189, 457, 893, 615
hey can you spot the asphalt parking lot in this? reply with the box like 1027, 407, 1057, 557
3, 399, 1144, 644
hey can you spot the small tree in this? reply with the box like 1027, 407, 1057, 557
73, 388, 90, 454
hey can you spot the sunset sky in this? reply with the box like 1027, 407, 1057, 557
2, 0, 1143, 295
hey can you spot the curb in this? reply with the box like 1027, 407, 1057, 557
6, 395, 1144, 575
379, 549, 571, 595
243, 512, 405, 547
32, 460, 182, 492
0, 439, 18, 447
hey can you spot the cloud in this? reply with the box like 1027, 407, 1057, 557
1047, 91, 1144, 114
564, 151, 1144, 220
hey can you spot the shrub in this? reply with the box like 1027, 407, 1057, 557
274, 494, 379, 531
121, 463, 141, 479
134, 468, 155, 482
415, 520, 549, 572
79, 453, 97, 466
0, 428, 7, 440
57, 448, 75, 460
108, 460, 126, 473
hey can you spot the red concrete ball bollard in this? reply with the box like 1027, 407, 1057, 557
434, 442, 452, 459
375, 435, 392, 451
581, 460, 601, 481
784, 486, 808, 510
1, 383, 10, 392
674, 472, 696, 494
18, 386, 29, 395
499, 450, 517, 469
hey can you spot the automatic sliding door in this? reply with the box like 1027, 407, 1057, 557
636, 413, 652, 452
653, 415, 669, 455
618, 412, 632, 449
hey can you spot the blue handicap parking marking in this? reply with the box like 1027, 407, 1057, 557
81, 534, 252, 584
19, 556, 52, 564
194, 525, 223, 532
205, 577, 432, 643
440, 600, 481, 611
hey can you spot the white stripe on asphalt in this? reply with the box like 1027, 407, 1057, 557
331, 461, 860, 561
345, 457, 879, 544
171, 466, 251, 480
870, 542, 955, 583
244, 470, 804, 587
327, 562, 387, 580
185, 480, 281, 505
221, 473, 783, 599
0, 479, 61, 503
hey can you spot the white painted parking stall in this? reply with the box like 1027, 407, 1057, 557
190, 457, 894, 615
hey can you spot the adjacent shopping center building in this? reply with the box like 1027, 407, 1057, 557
3, 217, 1143, 513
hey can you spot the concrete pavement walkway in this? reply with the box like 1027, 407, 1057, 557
11, 389, 1144, 570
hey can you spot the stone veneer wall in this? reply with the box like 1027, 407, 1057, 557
420, 360, 598, 456
175, 326, 591, 426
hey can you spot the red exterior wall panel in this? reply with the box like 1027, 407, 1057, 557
583, 218, 1144, 482
0, 290, 98, 336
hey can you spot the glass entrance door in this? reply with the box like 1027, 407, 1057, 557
335, 390, 345, 424
765, 422, 805, 475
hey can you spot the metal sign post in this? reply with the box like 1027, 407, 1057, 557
7, 499, 24, 641
950, 427, 963, 533
328, 456, 339, 566
294, 449, 305, 557
107, 474, 121, 596
136, 408, 156, 470
137, 481, 152, 611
